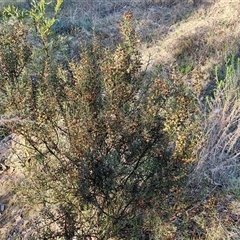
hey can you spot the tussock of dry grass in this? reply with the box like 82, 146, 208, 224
192, 60, 240, 189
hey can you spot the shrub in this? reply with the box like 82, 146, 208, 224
0, 1, 200, 238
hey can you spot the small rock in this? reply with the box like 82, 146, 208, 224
15, 214, 23, 224
0, 203, 5, 213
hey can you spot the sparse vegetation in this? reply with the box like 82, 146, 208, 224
0, 0, 240, 239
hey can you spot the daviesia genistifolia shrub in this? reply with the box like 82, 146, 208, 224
0, 1, 198, 238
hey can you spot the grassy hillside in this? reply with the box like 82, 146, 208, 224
0, 0, 240, 239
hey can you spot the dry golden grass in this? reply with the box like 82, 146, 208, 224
139, 0, 240, 89
59, 0, 240, 93
191, 59, 240, 188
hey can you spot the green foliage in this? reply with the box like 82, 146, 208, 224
1, 4, 28, 20
0, 2, 200, 239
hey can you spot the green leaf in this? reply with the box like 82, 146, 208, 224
55, 0, 63, 14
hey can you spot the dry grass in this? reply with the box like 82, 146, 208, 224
192, 59, 240, 189
183, 57, 240, 237
139, 0, 240, 88
0, 133, 42, 239
58, 0, 240, 93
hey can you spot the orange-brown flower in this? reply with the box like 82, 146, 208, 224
124, 12, 133, 20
